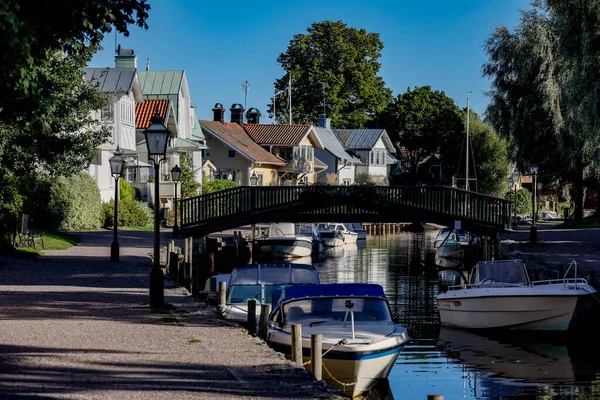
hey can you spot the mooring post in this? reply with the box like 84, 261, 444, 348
218, 281, 227, 308
427, 395, 443, 400
291, 324, 302, 364
311, 333, 322, 380
258, 304, 271, 340
247, 299, 257, 336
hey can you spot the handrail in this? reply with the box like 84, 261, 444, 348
563, 260, 578, 289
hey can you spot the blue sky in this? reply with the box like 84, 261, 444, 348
90, 0, 530, 124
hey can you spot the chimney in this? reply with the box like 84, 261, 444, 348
114, 46, 138, 69
246, 108, 261, 124
230, 103, 244, 125
319, 113, 331, 129
212, 103, 225, 123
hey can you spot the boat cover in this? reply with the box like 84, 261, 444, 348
272, 283, 387, 308
229, 263, 319, 285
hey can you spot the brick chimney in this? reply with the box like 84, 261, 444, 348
230, 103, 244, 125
319, 113, 331, 129
212, 103, 225, 122
114, 46, 138, 68
246, 108, 261, 124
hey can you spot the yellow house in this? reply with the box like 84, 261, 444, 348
199, 104, 286, 186
243, 112, 327, 185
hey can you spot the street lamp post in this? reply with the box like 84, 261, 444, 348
530, 164, 539, 245
507, 176, 514, 230
144, 111, 172, 309
109, 147, 124, 262
171, 164, 181, 238
537, 182, 543, 222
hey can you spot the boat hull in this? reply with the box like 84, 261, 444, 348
437, 287, 596, 331
267, 333, 406, 397
320, 235, 345, 247
257, 237, 313, 258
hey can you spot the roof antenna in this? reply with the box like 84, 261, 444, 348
146, 58, 150, 71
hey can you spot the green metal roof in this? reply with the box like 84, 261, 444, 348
138, 71, 184, 120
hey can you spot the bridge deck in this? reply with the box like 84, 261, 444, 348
179, 185, 511, 237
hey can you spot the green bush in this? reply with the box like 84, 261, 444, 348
0, 173, 23, 252
202, 178, 238, 194
101, 199, 152, 228
49, 173, 102, 231
20, 173, 54, 229
120, 179, 138, 201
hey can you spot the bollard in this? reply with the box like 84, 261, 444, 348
291, 324, 303, 364
169, 251, 179, 282
247, 299, 257, 337
311, 333, 322, 380
218, 281, 227, 308
258, 304, 271, 340
427, 395, 443, 400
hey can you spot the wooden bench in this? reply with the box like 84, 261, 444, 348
14, 214, 44, 249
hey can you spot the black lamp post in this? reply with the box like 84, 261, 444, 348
250, 172, 259, 186
512, 171, 520, 230
171, 164, 181, 238
109, 147, 124, 262
507, 176, 514, 230
144, 111, 172, 309
530, 164, 539, 244
537, 182, 543, 221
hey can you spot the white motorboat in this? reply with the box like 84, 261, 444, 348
257, 222, 313, 259
344, 222, 367, 240
266, 283, 410, 398
433, 228, 475, 269
437, 259, 599, 332
316, 223, 345, 247
223, 262, 320, 323
295, 223, 324, 253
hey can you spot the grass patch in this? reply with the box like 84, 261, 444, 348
555, 215, 599, 229
12, 230, 80, 257
188, 338, 201, 343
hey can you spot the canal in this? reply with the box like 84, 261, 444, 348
311, 231, 600, 400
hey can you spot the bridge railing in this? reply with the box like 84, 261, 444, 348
180, 185, 510, 232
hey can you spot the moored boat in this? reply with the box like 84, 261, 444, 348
266, 283, 410, 397
223, 262, 320, 323
256, 222, 313, 259
344, 222, 367, 240
437, 259, 599, 332
317, 223, 345, 247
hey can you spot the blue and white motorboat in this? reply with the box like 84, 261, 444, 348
266, 283, 410, 397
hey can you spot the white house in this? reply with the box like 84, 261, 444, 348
83, 64, 143, 202
313, 115, 362, 185
332, 128, 398, 184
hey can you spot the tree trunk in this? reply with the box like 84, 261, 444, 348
574, 154, 584, 223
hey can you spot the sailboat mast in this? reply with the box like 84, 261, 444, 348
465, 94, 470, 191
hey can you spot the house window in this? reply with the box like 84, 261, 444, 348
101, 103, 113, 123
257, 173, 264, 186
370, 152, 374, 165
228, 150, 236, 158
343, 179, 351, 186
376, 151, 380, 166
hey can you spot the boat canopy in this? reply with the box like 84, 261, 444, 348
273, 283, 387, 308
472, 259, 530, 285
229, 263, 319, 285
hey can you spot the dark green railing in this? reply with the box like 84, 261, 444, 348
179, 185, 511, 236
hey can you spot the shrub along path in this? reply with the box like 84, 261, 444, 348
0, 229, 344, 399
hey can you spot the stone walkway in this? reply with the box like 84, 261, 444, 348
0, 229, 344, 400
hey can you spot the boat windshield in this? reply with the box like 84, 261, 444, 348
228, 284, 285, 305
474, 260, 529, 285
283, 297, 392, 325
230, 265, 319, 285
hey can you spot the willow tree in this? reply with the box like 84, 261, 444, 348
483, 0, 600, 222
268, 20, 393, 127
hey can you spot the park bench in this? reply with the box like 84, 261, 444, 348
14, 214, 44, 250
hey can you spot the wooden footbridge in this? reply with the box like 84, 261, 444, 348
179, 185, 511, 237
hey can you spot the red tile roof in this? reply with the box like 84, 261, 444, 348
244, 124, 311, 145
200, 121, 287, 165
136, 99, 170, 129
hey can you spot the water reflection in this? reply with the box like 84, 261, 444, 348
312, 232, 600, 399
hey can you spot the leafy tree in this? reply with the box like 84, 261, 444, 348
483, 0, 600, 223
0, 0, 150, 127
377, 86, 464, 176
268, 20, 393, 127
180, 153, 201, 198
